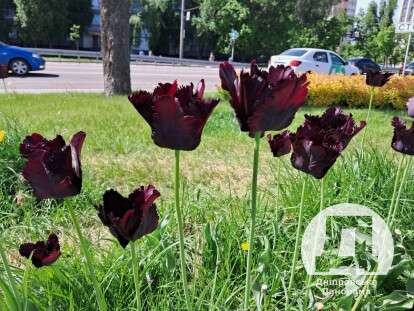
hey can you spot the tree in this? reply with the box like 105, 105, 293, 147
348, 0, 398, 62
295, 0, 340, 24
291, 12, 351, 51
67, 0, 93, 34
100, 0, 131, 95
14, 0, 68, 47
130, 13, 142, 48
140, 0, 181, 55
69, 24, 81, 51
193, 0, 250, 57
376, 25, 395, 65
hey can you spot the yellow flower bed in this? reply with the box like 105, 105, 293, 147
307, 73, 414, 109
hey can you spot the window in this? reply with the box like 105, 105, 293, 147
313, 52, 328, 63
281, 49, 308, 57
330, 53, 346, 66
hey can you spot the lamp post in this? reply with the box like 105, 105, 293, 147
179, 0, 185, 59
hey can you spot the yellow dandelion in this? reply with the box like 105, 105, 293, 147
241, 242, 249, 252
0, 131, 5, 142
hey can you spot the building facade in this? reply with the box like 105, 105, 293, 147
1, 0, 149, 52
331, 0, 358, 18
81, 0, 149, 51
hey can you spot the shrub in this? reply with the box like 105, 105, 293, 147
307, 73, 414, 109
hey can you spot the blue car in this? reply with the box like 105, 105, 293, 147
0, 41, 45, 76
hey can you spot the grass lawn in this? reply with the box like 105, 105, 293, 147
1, 93, 414, 310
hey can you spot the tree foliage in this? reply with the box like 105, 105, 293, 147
67, 0, 93, 33
341, 0, 398, 65
140, 0, 181, 55
13, 0, 92, 47
192, 0, 346, 60
290, 12, 351, 51
14, 0, 68, 46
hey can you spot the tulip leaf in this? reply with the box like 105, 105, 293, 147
337, 294, 353, 310
378, 291, 414, 310
406, 278, 414, 294
0, 276, 20, 311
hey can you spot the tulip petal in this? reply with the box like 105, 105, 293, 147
70, 131, 86, 178
97, 186, 160, 248
268, 131, 292, 157
407, 97, 414, 118
290, 107, 365, 179
366, 69, 393, 87
128, 91, 154, 126
19, 234, 61, 268
391, 117, 414, 155
152, 95, 203, 150
21, 132, 85, 199
220, 61, 308, 135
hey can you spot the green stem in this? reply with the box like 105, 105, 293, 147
386, 156, 405, 226
67, 205, 107, 311
208, 252, 219, 311
319, 178, 324, 213
22, 258, 31, 311
286, 178, 306, 306
361, 87, 375, 148
130, 241, 141, 311
243, 132, 261, 310
350, 273, 375, 311
390, 157, 412, 228
174, 150, 192, 310
305, 178, 324, 291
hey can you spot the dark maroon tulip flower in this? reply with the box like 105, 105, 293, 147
219, 61, 308, 136
0, 64, 8, 79
20, 133, 66, 159
20, 132, 86, 199
407, 97, 414, 118
290, 107, 366, 179
19, 234, 61, 268
366, 69, 393, 87
268, 131, 292, 157
96, 185, 160, 248
391, 117, 414, 155
128, 80, 219, 151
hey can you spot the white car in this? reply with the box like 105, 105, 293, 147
269, 48, 359, 75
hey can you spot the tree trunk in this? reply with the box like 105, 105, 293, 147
100, 0, 131, 96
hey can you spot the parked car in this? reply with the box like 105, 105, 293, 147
269, 48, 359, 75
399, 61, 414, 75
0, 41, 45, 76
348, 57, 381, 74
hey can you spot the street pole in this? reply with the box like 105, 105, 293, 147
403, 32, 412, 76
230, 42, 235, 62
179, 0, 185, 59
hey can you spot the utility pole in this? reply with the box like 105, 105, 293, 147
179, 0, 185, 59
403, 33, 412, 76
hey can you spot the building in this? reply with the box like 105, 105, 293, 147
331, 0, 358, 17
82, 0, 149, 52
81, 0, 101, 50
1, 0, 149, 52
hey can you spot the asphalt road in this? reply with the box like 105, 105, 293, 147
0, 62, 223, 94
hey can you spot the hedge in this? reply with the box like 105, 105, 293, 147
307, 73, 414, 109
